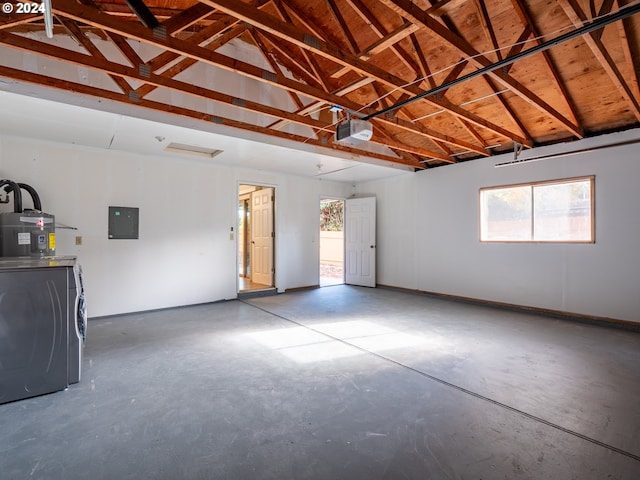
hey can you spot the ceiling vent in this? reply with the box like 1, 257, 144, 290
164, 142, 223, 159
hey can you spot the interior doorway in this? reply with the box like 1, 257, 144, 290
319, 198, 344, 287
238, 184, 275, 293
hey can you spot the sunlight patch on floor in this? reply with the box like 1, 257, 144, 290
245, 320, 440, 363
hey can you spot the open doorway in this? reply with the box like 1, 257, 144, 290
238, 184, 275, 294
320, 198, 344, 286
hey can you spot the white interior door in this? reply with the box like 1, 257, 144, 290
345, 196, 376, 287
251, 188, 274, 286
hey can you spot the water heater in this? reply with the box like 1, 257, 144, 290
0, 180, 55, 257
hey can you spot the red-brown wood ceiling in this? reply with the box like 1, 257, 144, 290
1, 0, 639, 169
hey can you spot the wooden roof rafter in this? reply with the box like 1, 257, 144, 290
614, 0, 640, 101
56, 16, 132, 94
426, 0, 463, 18
509, 0, 582, 131
129, 4, 268, 101
1, 1, 426, 170
325, 0, 359, 55
143, 14, 241, 75
137, 23, 250, 99
0, 61, 424, 169
414, 0, 533, 145
1, 0, 637, 173
0, 30, 339, 134
472, 0, 502, 61
52, 0, 528, 154
269, 0, 332, 92
379, 0, 583, 139
160, 2, 217, 35
0, 13, 42, 30
200, 0, 531, 146
409, 33, 437, 90
372, 84, 455, 160
247, 29, 308, 110
331, 21, 420, 79
342, 0, 422, 77
558, 0, 640, 121
267, 76, 375, 130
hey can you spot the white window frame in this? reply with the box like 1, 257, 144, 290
479, 176, 595, 243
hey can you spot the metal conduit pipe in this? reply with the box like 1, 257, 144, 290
3, 183, 42, 211
0, 179, 23, 213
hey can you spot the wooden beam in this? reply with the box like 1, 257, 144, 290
483, 76, 531, 143
146, 15, 240, 73
615, 0, 640, 101
51, 0, 501, 152
53, 0, 345, 103
269, 0, 332, 92
344, 0, 421, 75
380, 111, 489, 156
248, 30, 306, 110
272, 0, 330, 44
410, 33, 437, 89
0, 31, 335, 134
373, 84, 453, 158
252, 30, 324, 89
439, 58, 468, 89
558, 0, 640, 121
0, 64, 421, 170
137, 23, 248, 98
421, 0, 535, 142
325, 0, 359, 55
269, 77, 376, 129
596, 0, 617, 39
378, 0, 583, 138
0, 14, 40, 30
455, 118, 488, 149
332, 22, 420, 78
106, 32, 146, 68
57, 17, 131, 93
200, 0, 531, 144
509, 0, 581, 131
425, 0, 463, 17
138, 0, 268, 76
370, 133, 454, 162
161, 3, 215, 34
360, 22, 420, 60
472, 0, 501, 61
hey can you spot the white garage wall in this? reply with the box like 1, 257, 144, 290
358, 129, 640, 323
0, 135, 351, 317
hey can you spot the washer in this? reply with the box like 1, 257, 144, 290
0, 257, 82, 404
68, 262, 86, 385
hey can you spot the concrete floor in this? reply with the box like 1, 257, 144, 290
1, 285, 639, 479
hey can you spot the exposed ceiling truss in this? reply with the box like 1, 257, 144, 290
0, 0, 639, 170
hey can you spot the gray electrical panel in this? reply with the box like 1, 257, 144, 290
108, 206, 139, 239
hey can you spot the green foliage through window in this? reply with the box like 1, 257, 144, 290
320, 200, 344, 232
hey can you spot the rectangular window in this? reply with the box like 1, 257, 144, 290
480, 176, 594, 243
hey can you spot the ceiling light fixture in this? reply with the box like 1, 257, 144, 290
164, 142, 223, 159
